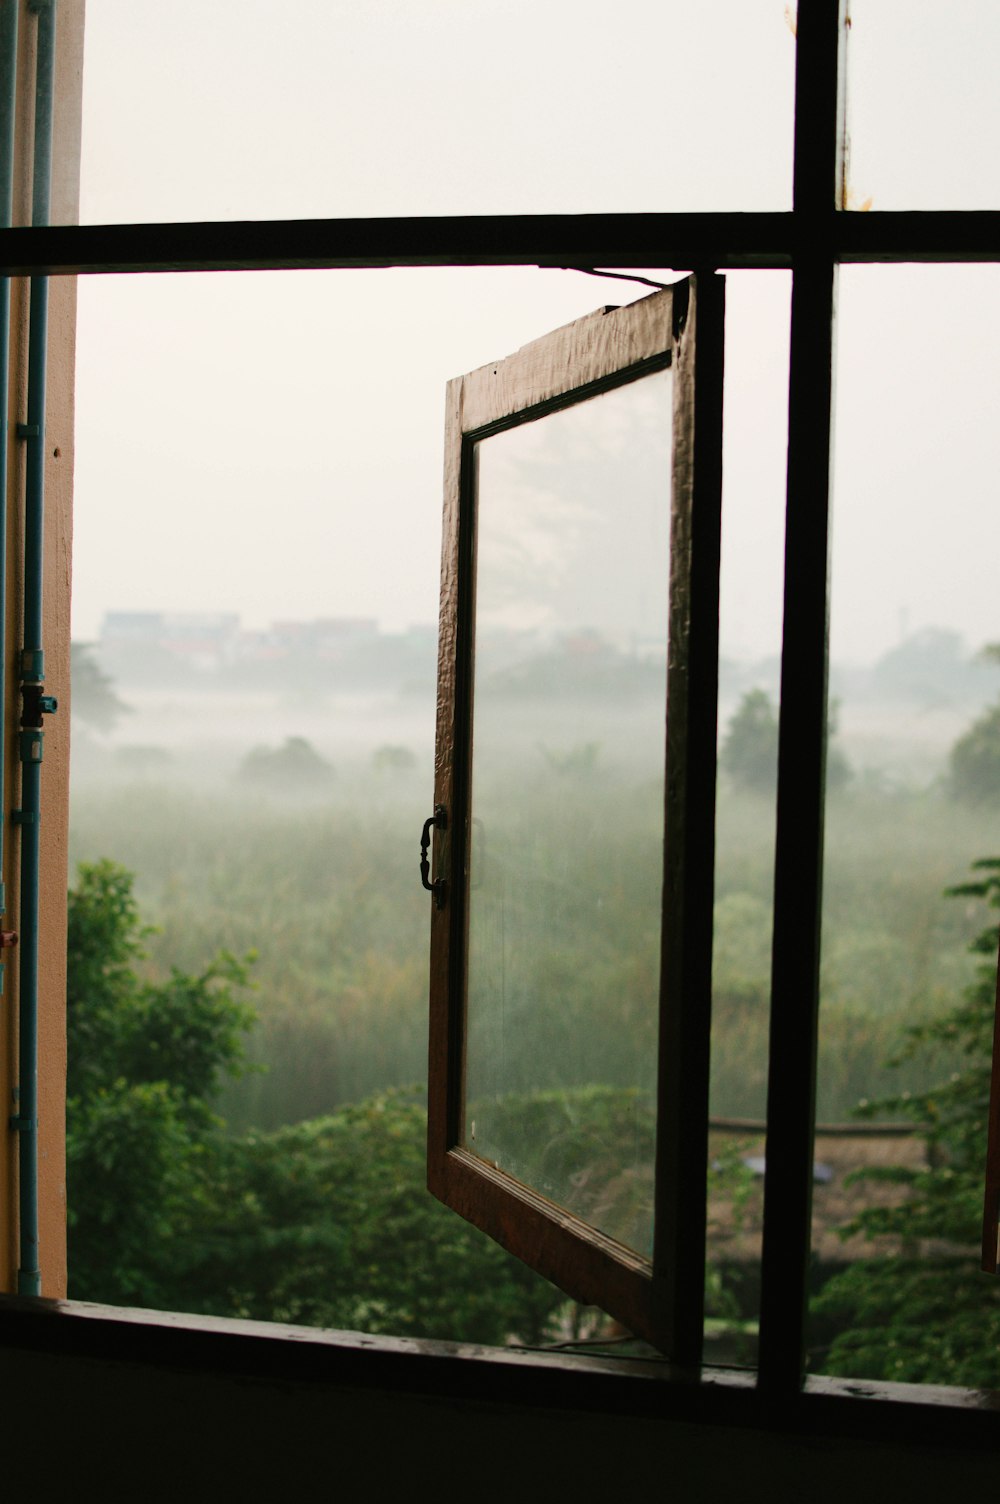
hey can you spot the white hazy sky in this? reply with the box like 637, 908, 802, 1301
69, 2, 1000, 665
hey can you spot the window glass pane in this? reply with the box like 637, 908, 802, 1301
464, 370, 673, 1260
74, 0, 794, 226
707, 269, 790, 1367
845, 0, 1000, 210
812, 266, 1000, 1383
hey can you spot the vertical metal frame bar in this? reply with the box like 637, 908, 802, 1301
757, 0, 846, 1392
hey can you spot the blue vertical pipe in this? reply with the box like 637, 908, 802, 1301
0, 0, 20, 1292
16, 0, 57, 1298
0, 2, 19, 930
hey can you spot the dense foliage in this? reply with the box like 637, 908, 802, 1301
168, 1091, 564, 1343
67, 859, 255, 1306
66, 860, 568, 1341
814, 859, 1000, 1385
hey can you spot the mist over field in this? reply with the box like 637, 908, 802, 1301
67, 617, 1000, 1133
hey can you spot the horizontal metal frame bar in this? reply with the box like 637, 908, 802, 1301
0, 210, 999, 276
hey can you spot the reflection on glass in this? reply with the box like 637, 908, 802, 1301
846, 1, 1000, 210
464, 369, 673, 1259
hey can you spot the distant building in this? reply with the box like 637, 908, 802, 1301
101, 610, 242, 673
268, 618, 379, 661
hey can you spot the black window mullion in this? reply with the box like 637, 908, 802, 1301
757, 0, 846, 1394
6, 210, 1000, 279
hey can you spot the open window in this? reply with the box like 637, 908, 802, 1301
426, 275, 725, 1358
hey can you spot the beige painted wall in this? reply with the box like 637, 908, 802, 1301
1, 0, 84, 1296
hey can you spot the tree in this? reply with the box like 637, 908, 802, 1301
239, 735, 334, 790
813, 859, 1000, 1385
721, 689, 778, 793
947, 642, 1000, 804
173, 1089, 566, 1344
950, 700, 1000, 804
70, 641, 130, 734
66, 860, 256, 1306
721, 687, 850, 795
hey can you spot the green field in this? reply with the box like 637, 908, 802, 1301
68, 760, 996, 1134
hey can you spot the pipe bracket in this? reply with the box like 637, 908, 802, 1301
17, 730, 43, 764
19, 648, 43, 680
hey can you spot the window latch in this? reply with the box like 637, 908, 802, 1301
419, 805, 448, 910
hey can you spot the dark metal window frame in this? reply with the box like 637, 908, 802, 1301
2, 0, 1000, 1416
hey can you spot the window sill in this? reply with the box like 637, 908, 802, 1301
1, 1293, 998, 1447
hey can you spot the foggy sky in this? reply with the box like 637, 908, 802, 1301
69, 2, 1000, 668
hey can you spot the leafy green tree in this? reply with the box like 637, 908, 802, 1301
721, 689, 778, 793
721, 688, 850, 795
66, 860, 255, 1306
70, 641, 130, 734
814, 859, 1000, 1385
950, 700, 1000, 804
171, 1089, 566, 1344
947, 641, 1000, 804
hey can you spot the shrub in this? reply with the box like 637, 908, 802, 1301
950, 700, 1000, 804
239, 735, 334, 789
813, 858, 1000, 1384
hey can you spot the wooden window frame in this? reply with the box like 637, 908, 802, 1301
426, 276, 724, 1359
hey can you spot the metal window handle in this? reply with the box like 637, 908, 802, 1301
420, 804, 448, 909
